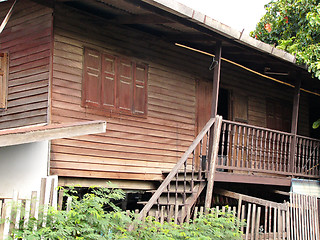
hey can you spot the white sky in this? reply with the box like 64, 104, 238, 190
176, 0, 270, 34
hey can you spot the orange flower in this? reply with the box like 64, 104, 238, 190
284, 16, 288, 23
264, 23, 272, 33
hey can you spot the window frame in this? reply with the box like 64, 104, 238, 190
82, 47, 148, 117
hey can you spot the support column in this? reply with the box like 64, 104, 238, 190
290, 78, 301, 173
210, 41, 222, 118
205, 41, 222, 211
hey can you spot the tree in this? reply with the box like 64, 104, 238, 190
250, 0, 320, 78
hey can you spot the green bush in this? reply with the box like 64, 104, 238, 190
7, 186, 243, 240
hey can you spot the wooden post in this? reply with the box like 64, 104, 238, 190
205, 115, 222, 212
207, 42, 222, 166
290, 78, 301, 173
205, 42, 222, 212
211, 41, 222, 118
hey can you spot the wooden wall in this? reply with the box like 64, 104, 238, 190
0, 0, 52, 130
50, 6, 199, 181
220, 61, 309, 136
50, 5, 311, 183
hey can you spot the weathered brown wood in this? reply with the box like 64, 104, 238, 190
205, 115, 222, 212
245, 204, 252, 240
0, 0, 52, 130
215, 188, 287, 210
139, 118, 215, 219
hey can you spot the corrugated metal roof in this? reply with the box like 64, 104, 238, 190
291, 178, 320, 197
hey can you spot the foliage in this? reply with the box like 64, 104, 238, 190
313, 118, 320, 128
5, 186, 244, 240
250, 0, 320, 78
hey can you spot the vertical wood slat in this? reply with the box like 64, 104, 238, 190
255, 207, 261, 240
251, 204, 256, 239
245, 204, 252, 240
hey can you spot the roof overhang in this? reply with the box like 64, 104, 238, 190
0, 120, 107, 147
28, 0, 320, 94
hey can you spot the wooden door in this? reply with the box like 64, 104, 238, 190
196, 80, 230, 169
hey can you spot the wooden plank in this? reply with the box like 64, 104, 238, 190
0, 120, 106, 147
205, 115, 222, 211
245, 204, 252, 240
215, 188, 287, 210
139, 118, 215, 218
255, 206, 261, 240
251, 204, 256, 239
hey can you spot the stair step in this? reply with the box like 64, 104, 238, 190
137, 201, 185, 206
147, 190, 196, 194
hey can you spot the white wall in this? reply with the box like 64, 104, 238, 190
0, 141, 49, 199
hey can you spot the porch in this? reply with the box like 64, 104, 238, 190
215, 119, 320, 181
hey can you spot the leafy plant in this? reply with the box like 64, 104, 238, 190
5, 186, 243, 240
251, 0, 320, 79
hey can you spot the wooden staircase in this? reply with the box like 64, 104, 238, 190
137, 116, 223, 223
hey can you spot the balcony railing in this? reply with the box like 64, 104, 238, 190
216, 120, 320, 178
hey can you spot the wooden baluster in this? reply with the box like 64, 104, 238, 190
302, 138, 306, 173
268, 205, 272, 240
226, 124, 231, 167
264, 205, 268, 240
297, 138, 302, 174
167, 184, 170, 219
199, 138, 203, 176
260, 130, 264, 169
267, 132, 272, 171
183, 160, 187, 204
310, 140, 315, 176
288, 135, 292, 173
246, 128, 251, 169
279, 134, 284, 172
175, 172, 178, 208
251, 128, 255, 169
263, 130, 267, 170
275, 133, 280, 172
220, 123, 226, 166
255, 129, 259, 169
307, 139, 312, 175
231, 124, 236, 167
191, 150, 195, 191
241, 127, 246, 168
283, 135, 288, 172
271, 132, 276, 172
236, 126, 241, 168
205, 131, 210, 171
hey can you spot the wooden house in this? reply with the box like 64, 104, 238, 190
0, 0, 319, 210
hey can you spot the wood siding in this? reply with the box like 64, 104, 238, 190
0, 0, 52, 129
50, 6, 197, 181
50, 6, 311, 182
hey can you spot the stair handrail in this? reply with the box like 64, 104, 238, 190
138, 117, 216, 220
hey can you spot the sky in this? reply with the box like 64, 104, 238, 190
176, 0, 270, 34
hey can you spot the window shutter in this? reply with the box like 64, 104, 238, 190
134, 63, 147, 115
117, 58, 133, 112
0, 53, 8, 110
84, 48, 101, 107
101, 54, 116, 109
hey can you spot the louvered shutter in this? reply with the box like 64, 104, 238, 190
134, 63, 147, 115
0, 53, 8, 110
101, 54, 116, 109
84, 48, 101, 107
117, 58, 133, 112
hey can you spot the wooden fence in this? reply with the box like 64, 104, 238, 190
0, 176, 58, 239
1, 181, 319, 240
